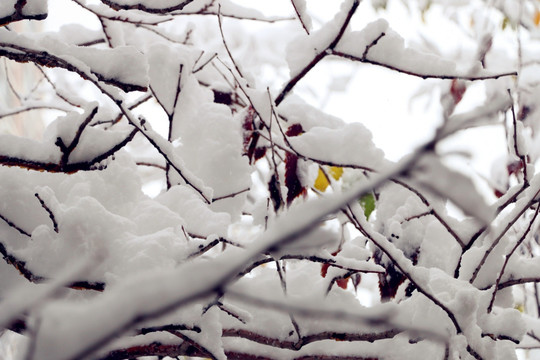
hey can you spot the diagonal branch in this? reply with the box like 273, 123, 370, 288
275, 0, 360, 105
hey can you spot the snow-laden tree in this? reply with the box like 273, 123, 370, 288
1, 0, 540, 359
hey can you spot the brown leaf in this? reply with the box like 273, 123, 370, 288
285, 152, 306, 206
268, 174, 282, 212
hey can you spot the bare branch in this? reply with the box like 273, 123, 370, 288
0, 213, 31, 237
34, 193, 58, 233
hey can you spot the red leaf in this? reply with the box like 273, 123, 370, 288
253, 147, 267, 161
336, 277, 349, 289
286, 123, 304, 137
507, 161, 523, 176
450, 79, 466, 105
320, 251, 340, 278
321, 263, 329, 278
494, 189, 504, 198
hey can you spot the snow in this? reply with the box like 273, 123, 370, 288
413, 154, 495, 226
0, 1, 17, 18
0, 0, 47, 18
31, 260, 220, 360
1, 1, 537, 359
336, 19, 514, 79
148, 43, 195, 115
0, 28, 148, 92
289, 123, 385, 169
0, 134, 61, 164
156, 185, 229, 238
21, 0, 48, 16
169, 76, 251, 218
291, 0, 312, 32
285, 0, 355, 78
183, 0, 278, 21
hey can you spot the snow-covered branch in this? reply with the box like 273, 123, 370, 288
2, 1, 540, 360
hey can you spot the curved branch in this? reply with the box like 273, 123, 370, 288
331, 50, 518, 81
99, 0, 194, 14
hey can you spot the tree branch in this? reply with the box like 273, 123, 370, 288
274, 0, 360, 105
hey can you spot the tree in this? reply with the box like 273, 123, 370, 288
0, 0, 539, 359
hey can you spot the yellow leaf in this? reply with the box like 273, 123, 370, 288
314, 167, 343, 192
314, 168, 330, 192
329, 166, 343, 180
535, 9, 540, 26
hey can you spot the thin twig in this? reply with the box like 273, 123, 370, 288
34, 192, 58, 233
0, 213, 31, 237
488, 205, 540, 312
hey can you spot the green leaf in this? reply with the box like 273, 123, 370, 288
359, 193, 375, 220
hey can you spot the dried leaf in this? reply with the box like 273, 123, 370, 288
285, 152, 306, 205
268, 174, 282, 212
